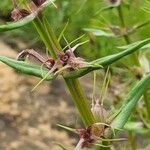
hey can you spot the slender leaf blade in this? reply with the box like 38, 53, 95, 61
1, 38, 150, 80
0, 56, 54, 80
111, 74, 150, 129
118, 42, 150, 50
64, 38, 150, 79
124, 122, 150, 136
83, 28, 115, 37
0, 13, 36, 32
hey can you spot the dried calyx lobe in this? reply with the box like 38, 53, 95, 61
11, 8, 30, 21
58, 51, 71, 65
11, 0, 30, 21
76, 123, 109, 149
11, 0, 46, 21
17, 49, 54, 70
32, 0, 46, 6
17, 47, 88, 77
76, 127, 95, 148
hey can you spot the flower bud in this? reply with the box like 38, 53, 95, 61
91, 101, 108, 122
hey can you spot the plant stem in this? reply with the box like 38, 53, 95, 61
117, 5, 139, 150
65, 79, 95, 127
117, 6, 130, 43
32, 17, 95, 127
128, 132, 137, 150
117, 4, 150, 120
117, 5, 140, 66
143, 91, 150, 120
135, 20, 150, 30
42, 17, 62, 51
33, 18, 57, 59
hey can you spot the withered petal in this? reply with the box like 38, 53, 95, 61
32, 0, 46, 6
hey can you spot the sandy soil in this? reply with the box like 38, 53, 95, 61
0, 41, 77, 150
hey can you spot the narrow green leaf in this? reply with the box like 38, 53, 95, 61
95, 6, 116, 15
64, 38, 150, 79
1, 38, 150, 81
58, 20, 69, 42
118, 41, 150, 50
83, 28, 115, 37
0, 13, 36, 32
124, 122, 150, 136
42, 17, 62, 51
111, 74, 150, 129
57, 124, 76, 133
0, 56, 54, 80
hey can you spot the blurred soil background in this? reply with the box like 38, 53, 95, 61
0, 39, 77, 150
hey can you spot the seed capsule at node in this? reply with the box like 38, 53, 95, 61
91, 100, 108, 122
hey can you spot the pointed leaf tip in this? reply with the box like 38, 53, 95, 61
0, 56, 54, 80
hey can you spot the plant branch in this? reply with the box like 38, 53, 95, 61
65, 79, 95, 126
32, 16, 95, 127
117, 5, 140, 66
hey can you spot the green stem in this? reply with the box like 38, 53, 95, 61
117, 6, 130, 44
117, 5, 140, 66
128, 132, 137, 150
135, 20, 150, 30
33, 18, 57, 59
143, 91, 150, 120
117, 5, 140, 150
65, 79, 95, 127
117, 5, 150, 120
33, 17, 95, 127
41, 17, 62, 51
117, 5, 125, 28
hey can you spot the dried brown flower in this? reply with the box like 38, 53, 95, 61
11, 8, 30, 21
17, 49, 54, 69
75, 123, 107, 149
32, 0, 46, 6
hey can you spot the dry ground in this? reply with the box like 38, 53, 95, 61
0, 41, 77, 150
